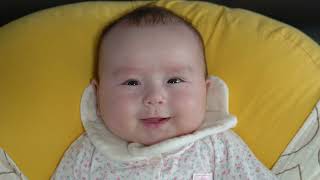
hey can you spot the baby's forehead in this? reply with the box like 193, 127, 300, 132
99, 22, 204, 59
99, 23, 204, 62
103, 21, 201, 43
95, 6, 207, 79
97, 24, 206, 77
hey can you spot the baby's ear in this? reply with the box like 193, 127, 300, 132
90, 78, 101, 116
205, 78, 211, 93
90, 78, 98, 88
90, 79, 99, 97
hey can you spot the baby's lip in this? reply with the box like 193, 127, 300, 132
140, 117, 171, 128
140, 117, 170, 122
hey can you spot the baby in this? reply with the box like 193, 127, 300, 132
52, 5, 277, 180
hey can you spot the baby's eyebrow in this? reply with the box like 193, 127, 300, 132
166, 65, 193, 74
112, 65, 193, 77
111, 67, 144, 77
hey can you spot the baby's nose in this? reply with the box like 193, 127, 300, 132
143, 88, 166, 106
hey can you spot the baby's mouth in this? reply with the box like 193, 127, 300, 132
140, 117, 170, 128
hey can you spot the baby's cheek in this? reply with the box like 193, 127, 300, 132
107, 93, 137, 115
170, 87, 206, 126
100, 93, 138, 136
171, 88, 204, 109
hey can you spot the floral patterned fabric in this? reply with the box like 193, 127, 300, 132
52, 130, 277, 180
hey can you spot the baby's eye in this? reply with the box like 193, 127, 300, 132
167, 78, 184, 84
122, 79, 140, 86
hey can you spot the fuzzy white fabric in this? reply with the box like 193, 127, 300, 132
0, 148, 28, 180
80, 76, 237, 161
272, 100, 320, 180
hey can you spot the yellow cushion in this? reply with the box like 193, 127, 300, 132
0, 1, 319, 179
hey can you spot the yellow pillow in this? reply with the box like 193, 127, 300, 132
0, 1, 319, 179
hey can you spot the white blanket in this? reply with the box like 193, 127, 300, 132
0, 148, 27, 180
272, 100, 320, 180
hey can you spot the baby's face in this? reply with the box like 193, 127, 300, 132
93, 23, 209, 145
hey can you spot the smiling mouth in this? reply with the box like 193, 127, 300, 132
141, 117, 170, 128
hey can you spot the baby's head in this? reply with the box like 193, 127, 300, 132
92, 5, 210, 145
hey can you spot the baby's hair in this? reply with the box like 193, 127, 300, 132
95, 3, 208, 81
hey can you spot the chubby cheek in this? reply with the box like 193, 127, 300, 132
171, 86, 207, 131
98, 89, 139, 134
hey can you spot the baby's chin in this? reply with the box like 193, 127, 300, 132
133, 128, 199, 146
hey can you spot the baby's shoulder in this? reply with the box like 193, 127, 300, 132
51, 133, 96, 179
63, 133, 96, 159
203, 130, 242, 145
200, 130, 251, 154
